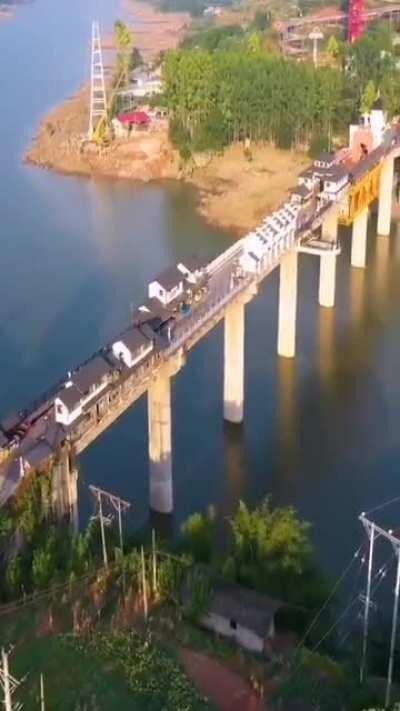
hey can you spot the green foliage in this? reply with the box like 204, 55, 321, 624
0, 510, 14, 540
251, 10, 270, 33
224, 498, 329, 633
158, 554, 188, 603
182, 566, 212, 620
13, 472, 51, 541
327, 34, 340, 59
361, 80, 378, 115
180, 505, 216, 562
71, 630, 213, 709
164, 48, 345, 152
114, 20, 135, 90
182, 24, 244, 51
309, 132, 330, 158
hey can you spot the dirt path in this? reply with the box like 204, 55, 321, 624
180, 648, 265, 711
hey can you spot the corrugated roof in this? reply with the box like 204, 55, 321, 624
120, 328, 151, 355
152, 265, 184, 291
56, 384, 82, 411
182, 569, 281, 638
72, 355, 111, 396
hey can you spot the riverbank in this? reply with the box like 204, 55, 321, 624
123, 0, 190, 60
26, 86, 308, 234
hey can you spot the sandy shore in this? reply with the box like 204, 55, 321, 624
26, 87, 308, 234
123, 0, 190, 60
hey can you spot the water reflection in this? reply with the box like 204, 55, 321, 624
319, 306, 336, 386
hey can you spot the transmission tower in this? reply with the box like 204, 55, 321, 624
88, 21, 107, 140
348, 0, 366, 44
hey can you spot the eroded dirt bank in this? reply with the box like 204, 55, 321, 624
26, 88, 308, 235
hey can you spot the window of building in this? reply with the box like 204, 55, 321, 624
230, 619, 237, 630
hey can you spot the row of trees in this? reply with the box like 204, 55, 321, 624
163, 21, 400, 157
164, 47, 346, 153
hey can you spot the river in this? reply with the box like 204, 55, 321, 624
1, 0, 400, 579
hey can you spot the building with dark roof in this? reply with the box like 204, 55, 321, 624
72, 355, 111, 396
148, 265, 186, 306
111, 327, 153, 369
181, 570, 281, 655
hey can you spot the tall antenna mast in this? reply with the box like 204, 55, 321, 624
88, 20, 107, 140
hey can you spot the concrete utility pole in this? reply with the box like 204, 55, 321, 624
0, 648, 24, 711
309, 28, 324, 66
359, 514, 400, 707
89, 485, 131, 567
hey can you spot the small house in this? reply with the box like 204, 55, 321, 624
111, 327, 153, 368
54, 355, 112, 426
148, 265, 186, 305
291, 184, 314, 205
182, 575, 281, 655
54, 383, 83, 426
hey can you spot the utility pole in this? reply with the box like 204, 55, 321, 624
89, 485, 131, 568
386, 544, 400, 708
360, 518, 376, 683
40, 673, 45, 711
309, 28, 323, 66
152, 529, 157, 595
88, 20, 107, 140
359, 514, 400, 705
0, 648, 24, 711
141, 546, 148, 619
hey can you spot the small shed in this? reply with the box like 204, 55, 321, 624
182, 574, 281, 655
148, 265, 185, 305
111, 327, 153, 368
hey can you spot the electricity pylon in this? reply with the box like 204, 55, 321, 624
88, 21, 107, 140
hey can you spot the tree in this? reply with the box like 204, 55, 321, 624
361, 80, 378, 115
180, 505, 216, 562
114, 20, 135, 89
223, 498, 329, 633
327, 35, 340, 60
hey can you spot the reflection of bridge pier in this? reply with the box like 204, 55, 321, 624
2, 119, 400, 522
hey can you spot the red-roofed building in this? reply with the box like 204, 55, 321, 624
117, 111, 151, 127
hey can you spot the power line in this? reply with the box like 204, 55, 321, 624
293, 544, 364, 657
364, 494, 400, 517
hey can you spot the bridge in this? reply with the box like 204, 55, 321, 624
0, 109, 399, 525
278, 4, 400, 55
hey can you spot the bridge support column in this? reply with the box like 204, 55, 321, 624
278, 249, 298, 359
319, 254, 337, 308
52, 447, 79, 530
351, 207, 369, 268
148, 375, 173, 514
377, 156, 394, 237
224, 300, 245, 423
319, 208, 338, 308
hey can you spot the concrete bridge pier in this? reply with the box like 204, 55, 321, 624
277, 249, 298, 358
224, 300, 245, 423
319, 208, 338, 308
377, 156, 394, 237
52, 447, 79, 530
351, 207, 369, 268
148, 374, 173, 514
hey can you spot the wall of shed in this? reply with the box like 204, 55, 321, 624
200, 612, 272, 654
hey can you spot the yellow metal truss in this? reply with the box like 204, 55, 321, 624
339, 164, 381, 226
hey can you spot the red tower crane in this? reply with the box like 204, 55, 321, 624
348, 0, 366, 43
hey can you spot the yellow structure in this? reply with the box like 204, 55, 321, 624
339, 164, 381, 226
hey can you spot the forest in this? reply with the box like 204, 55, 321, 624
163, 22, 400, 157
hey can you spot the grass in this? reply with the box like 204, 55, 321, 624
11, 636, 136, 710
